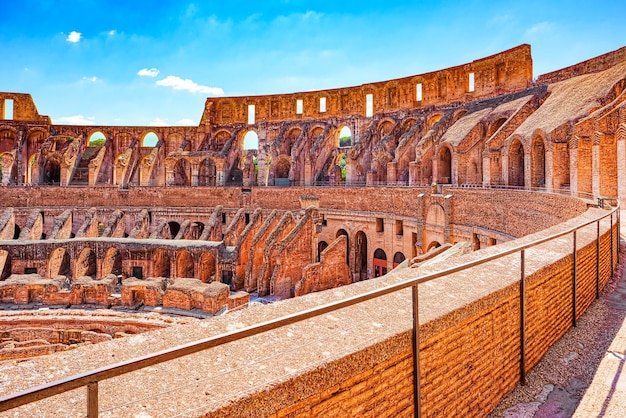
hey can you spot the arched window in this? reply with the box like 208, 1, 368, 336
393, 252, 406, 268
143, 132, 159, 147
339, 126, 352, 147
243, 131, 259, 150
88, 131, 106, 146
373, 248, 387, 277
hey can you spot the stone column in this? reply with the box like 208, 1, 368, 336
191, 163, 199, 187
524, 148, 531, 190
502, 151, 509, 187
256, 154, 267, 186
432, 155, 438, 184
569, 138, 578, 196
545, 148, 553, 193
215, 162, 225, 186
408, 161, 419, 186
592, 131, 601, 198
482, 151, 490, 187
304, 159, 312, 186
451, 154, 458, 186
387, 161, 397, 185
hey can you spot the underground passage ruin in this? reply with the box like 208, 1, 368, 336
0, 44, 625, 416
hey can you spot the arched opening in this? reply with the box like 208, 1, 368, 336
187, 222, 204, 240
168, 221, 181, 239
531, 136, 545, 188
176, 250, 194, 278
43, 159, 61, 184
153, 248, 170, 278
438, 146, 452, 184
198, 158, 216, 186
102, 247, 122, 277
198, 252, 216, 283
508, 139, 525, 187
337, 229, 349, 265
13, 224, 20, 240
49, 248, 70, 277
355, 231, 368, 281
373, 248, 387, 278
243, 131, 259, 150
172, 159, 192, 186
88, 131, 106, 147
317, 241, 329, 262
428, 241, 441, 250
336, 153, 347, 182
393, 252, 406, 268
275, 157, 291, 186
143, 132, 159, 147
75, 247, 96, 278
338, 126, 352, 147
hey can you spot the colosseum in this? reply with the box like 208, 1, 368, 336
0, 43, 624, 417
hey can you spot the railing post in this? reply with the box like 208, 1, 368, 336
572, 230, 577, 327
412, 284, 421, 418
87, 381, 98, 418
596, 220, 600, 299
519, 249, 526, 385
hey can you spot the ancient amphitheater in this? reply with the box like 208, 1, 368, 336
0, 44, 624, 417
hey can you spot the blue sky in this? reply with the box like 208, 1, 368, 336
0, 0, 624, 126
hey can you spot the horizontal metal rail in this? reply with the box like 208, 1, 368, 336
0, 201, 620, 415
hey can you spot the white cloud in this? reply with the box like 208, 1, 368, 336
108, 30, 116, 36
176, 118, 196, 126
149, 118, 168, 126
138, 68, 160, 77
54, 115, 95, 125
67, 31, 82, 43
525, 22, 552, 36
82, 76, 99, 82
156, 75, 224, 95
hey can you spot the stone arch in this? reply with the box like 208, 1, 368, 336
508, 137, 526, 187
198, 158, 217, 186
102, 247, 122, 277
338, 126, 352, 147
452, 109, 468, 123
49, 247, 70, 277
88, 131, 106, 146
172, 158, 192, 186
42, 157, 61, 184
438, 145, 452, 184
378, 119, 395, 137
283, 127, 301, 154
426, 113, 443, 130
153, 248, 171, 278
427, 241, 442, 250
531, 131, 547, 188
487, 117, 507, 138
243, 130, 259, 150
212, 129, 231, 151
274, 155, 291, 186
75, 247, 96, 277
393, 252, 406, 268
355, 231, 368, 281
168, 221, 181, 239
142, 131, 159, 147
317, 240, 329, 262
0, 127, 17, 154
424, 203, 446, 251
336, 229, 349, 265
176, 250, 194, 278
198, 252, 216, 283
373, 248, 387, 278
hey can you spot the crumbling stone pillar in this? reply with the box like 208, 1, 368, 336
545, 147, 554, 193
617, 123, 626, 203
482, 151, 490, 187
569, 137, 578, 196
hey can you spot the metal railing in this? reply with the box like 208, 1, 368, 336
0, 201, 620, 418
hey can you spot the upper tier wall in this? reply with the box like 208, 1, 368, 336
0, 93, 50, 124
200, 44, 533, 126
537, 45, 626, 84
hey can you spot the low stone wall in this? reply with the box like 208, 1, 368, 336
0, 207, 617, 417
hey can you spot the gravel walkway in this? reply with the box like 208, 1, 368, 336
489, 231, 626, 418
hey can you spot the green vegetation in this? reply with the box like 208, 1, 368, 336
339, 136, 352, 147
339, 154, 347, 180
89, 138, 106, 146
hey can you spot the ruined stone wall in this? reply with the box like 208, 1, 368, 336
0, 93, 50, 123
537, 45, 626, 84
200, 45, 532, 125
